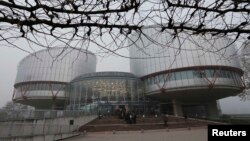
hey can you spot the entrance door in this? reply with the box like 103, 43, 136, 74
160, 103, 173, 115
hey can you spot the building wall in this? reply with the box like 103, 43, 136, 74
13, 48, 96, 109
217, 41, 250, 116
129, 28, 243, 98
67, 72, 144, 113
15, 48, 96, 83
130, 28, 241, 77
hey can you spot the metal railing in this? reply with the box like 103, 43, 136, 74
0, 109, 97, 122
0, 123, 79, 138
0, 109, 98, 138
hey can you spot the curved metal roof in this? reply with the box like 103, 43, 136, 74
19, 47, 95, 65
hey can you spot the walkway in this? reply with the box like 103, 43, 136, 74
64, 127, 207, 141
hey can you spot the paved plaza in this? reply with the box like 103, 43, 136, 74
64, 127, 207, 141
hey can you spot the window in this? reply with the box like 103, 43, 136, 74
170, 73, 176, 81
143, 69, 238, 83
158, 74, 164, 83
175, 72, 182, 80
225, 70, 232, 78
205, 70, 213, 77
181, 71, 187, 80
186, 70, 193, 79
193, 70, 202, 78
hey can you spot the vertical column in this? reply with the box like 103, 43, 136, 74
85, 86, 88, 109
73, 85, 77, 110
78, 84, 82, 110
206, 101, 220, 119
172, 99, 183, 117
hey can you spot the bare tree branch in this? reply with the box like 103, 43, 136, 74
0, 0, 249, 58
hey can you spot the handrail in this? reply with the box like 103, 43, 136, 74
0, 109, 97, 122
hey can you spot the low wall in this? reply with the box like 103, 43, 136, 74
1, 132, 80, 141
0, 115, 96, 140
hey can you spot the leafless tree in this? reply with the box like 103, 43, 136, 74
0, 0, 249, 57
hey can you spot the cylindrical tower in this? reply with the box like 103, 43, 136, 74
13, 47, 96, 109
129, 28, 244, 118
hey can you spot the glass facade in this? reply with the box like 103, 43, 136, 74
144, 68, 242, 87
16, 83, 66, 91
66, 72, 144, 114
129, 28, 241, 77
14, 83, 66, 98
129, 28, 244, 99
13, 47, 96, 109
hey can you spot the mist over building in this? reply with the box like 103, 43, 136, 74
12, 29, 248, 118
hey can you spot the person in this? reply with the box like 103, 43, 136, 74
132, 112, 137, 124
98, 111, 102, 119
184, 114, 188, 121
125, 112, 130, 124
121, 110, 124, 119
164, 114, 168, 127
129, 113, 133, 124
107, 110, 110, 116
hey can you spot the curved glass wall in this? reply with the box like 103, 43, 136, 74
13, 47, 97, 109
16, 83, 66, 91
145, 69, 242, 86
129, 28, 241, 77
129, 28, 243, 102
143, 67, 243, 94
67, 72, 144, 114
14, 83, 66, 98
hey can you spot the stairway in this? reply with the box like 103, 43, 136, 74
79, 115, 221, 132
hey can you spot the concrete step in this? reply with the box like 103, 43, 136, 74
78, 115, 217, 132
79, 122, 209, 132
